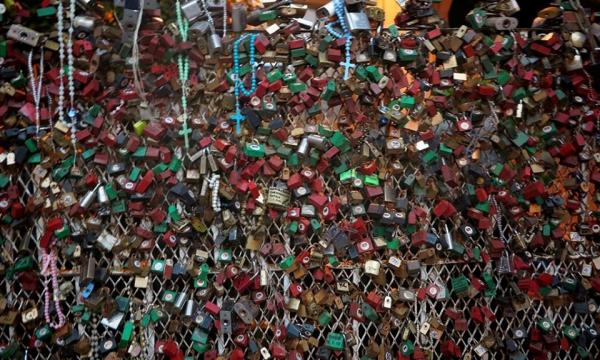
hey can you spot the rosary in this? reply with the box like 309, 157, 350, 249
176, 0, 192, 150
41, 243, 66, 329
56, 0, 79, 159
27, 48, 44, 140
230, 33, 258, 135
325, 0, 354, 80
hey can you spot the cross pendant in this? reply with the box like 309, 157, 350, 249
230, 110, 245, 135
178, 124, 192, 149
340, 59, 356, 80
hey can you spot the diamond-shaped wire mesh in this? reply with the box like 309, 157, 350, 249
1, 137, 598, 359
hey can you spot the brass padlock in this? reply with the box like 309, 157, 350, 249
266, 185, 291, 210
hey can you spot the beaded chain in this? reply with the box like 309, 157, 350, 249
27, 48, 44, 140
176, 0, 191, 150
198, 0, 215, 32
325, 0, 354, 80
91, 315, 99, 359
57, 0, 65, 126
41, 243, 66, 329
46, 85, 55, 150
230, 33, 258, 134
208, 173, 221, 212
491, 195, 514, 274
66, 0, 78, 160
222, 0, 228, 38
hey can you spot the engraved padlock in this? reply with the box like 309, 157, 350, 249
266, 185, 291, 211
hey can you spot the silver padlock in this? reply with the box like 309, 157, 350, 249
383, 295, 393, 309
231, 4, 247, 32
346, 12, 371, 32
183, 299, 195, 325
233, 299, 258, 324
316, 1, 335, 18
73, 16, 96, 32
220, 309, 232, 334
364, 260, 381, 276
398, 289, 415, 302
79, 184, 100, 209
7, 24, 41, 47
97, 230, 118, 251
307, 134, 326, 150
97, 185, 109, 205
207, 32, 223, 55
474, 345, 488, 357
174, 292, 188, 312
419, 322, 430, 335
443, 223, 454, 251
300, 204, 316, 217
388, 256, 402, 269
297, 137, 309, 156
485, 16, 518, 30
383, 49, 397, 62
565, 54, 583, 72
260, 347, 271, 360
181, 0, 205, 21
581, 263, 593, 277
120, 7, 140, 43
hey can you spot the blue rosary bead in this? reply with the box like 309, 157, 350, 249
326, 0, 354, 80
231, 33, 259, 134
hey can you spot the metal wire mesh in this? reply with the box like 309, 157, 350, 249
1, 125, 598, 359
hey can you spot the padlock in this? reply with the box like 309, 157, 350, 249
346, 12, 371, 32
231, 3, 247, 32
21, 307, 38, 324
267, 186, 291, 210
364, 260, 381, 276
7, 24, 41, 46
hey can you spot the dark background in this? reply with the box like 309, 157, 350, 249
448, 0, 553, 27
446, 0, 600, 27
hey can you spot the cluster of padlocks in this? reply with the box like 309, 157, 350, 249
1, 0, 600, 359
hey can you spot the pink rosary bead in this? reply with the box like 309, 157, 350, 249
42, 247, 66, 329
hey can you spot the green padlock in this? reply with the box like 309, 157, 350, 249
451, 275, 470, 295
562, 325, 579, 341
267, 69, 283, 83
150, 308, 167, 322
287, 221, 298, 234
162, 290, 177, 303
361, 303, 379, 322
318, 311, 332, 326
325, 332, 345, 351
537, 318, 552, 332
244, 143, 266, 158
577, 346, 589, 358
192, 342, 208, 353
192, 328, 209, 344
398, 48, 417, 62
330, 132, 351, 152
466, 8, 486, 29
0, 342, 19, 360
401, 340, 414, 356
279, 255, 295, 270
310, 218, 321, 232
119, 321, 134, 348
35, 325, 52, 342
54, 224, 71, 239
321, 79, 336, 100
